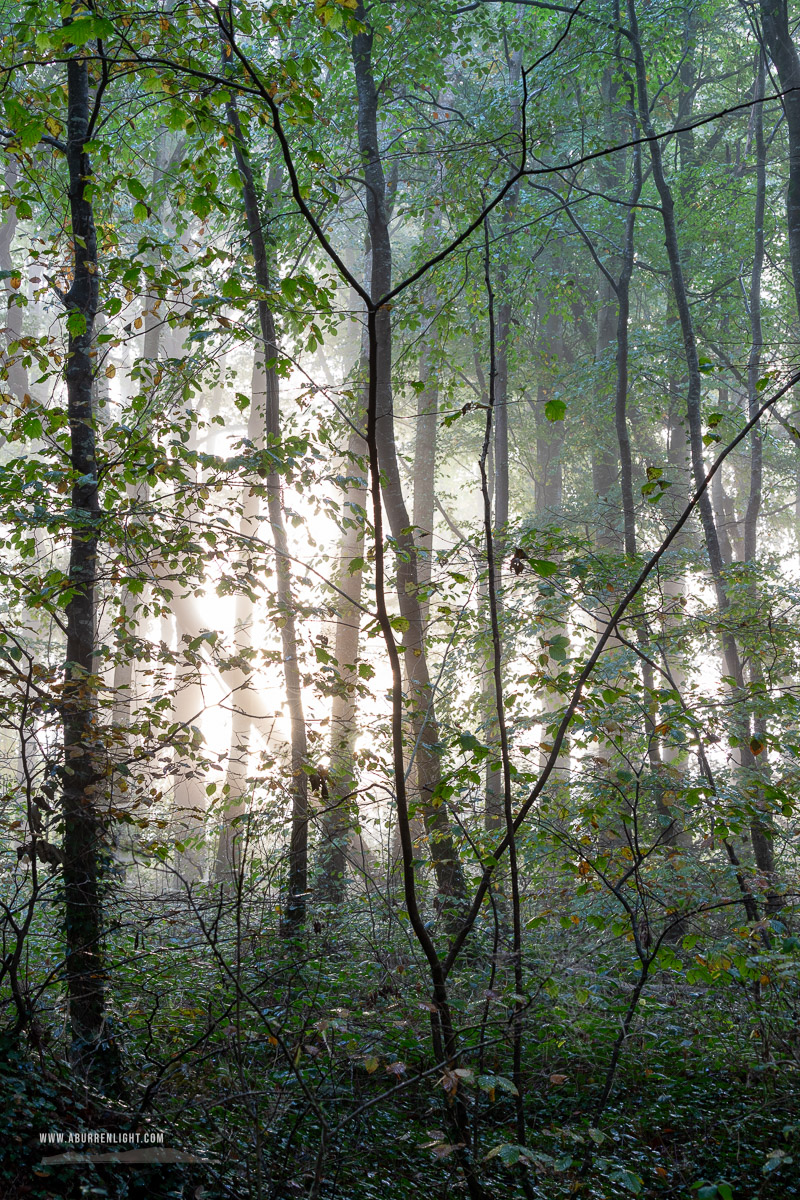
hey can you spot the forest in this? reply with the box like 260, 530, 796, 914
1, 0, 800, 1196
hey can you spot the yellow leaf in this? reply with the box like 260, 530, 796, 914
364, 1055, 379, 1073
105, 364, 116, 379
134, 316, 143, 330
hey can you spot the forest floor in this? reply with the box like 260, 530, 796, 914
2, 906, 799, 1200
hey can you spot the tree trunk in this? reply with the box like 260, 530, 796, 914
0, 158, 29, 407
215, 355, 264, 882
711, 386, 736, 566
60, 39, 118, 1085
628, 0, 778, 907
352, 13, 466, 907
226, 99, 309, 931
412, 299, 439, 627
533, 305, 569, 784
760, 0, 800, 319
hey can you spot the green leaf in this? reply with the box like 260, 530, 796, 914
66, 310, 87, 336
126, 178, 147, 202
492, 1075, 519, 1096
610, 1169, 642, 1195
529, 558, 559, 577
547, 633, 570, 662
544, 398, 566, 422
51, 15, 116, 47
484, 1143, 521, 1164
526, 915, 547, 930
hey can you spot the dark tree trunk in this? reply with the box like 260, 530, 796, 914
760, 0, 800, 318
61, 43, 117, 1085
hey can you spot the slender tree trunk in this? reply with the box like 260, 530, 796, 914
740, 54, 778, 904
614, 152, 639, 560
113, 130, 183, 799
532, 306, 569, 783
352, 13, 466, 907
482, 94, 521, 827
316, 259, 371, 901
0, 158, 29, 407
712, 386, 736, 566
412, 299, 439, 627
60, 40, 117, 1085
1, 157, 36, 791
215, 355, 264, 882
226, 100, 309, 930
493, 290, 513, 560
317, 422, 368, 901
593, 274, 622, 551
628, 0, 778, 905
760, 0, 800, 319
168, 407, 208, 885
744, 55, 766, 566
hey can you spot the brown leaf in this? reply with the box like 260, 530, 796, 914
431, 1143, 464, 1159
